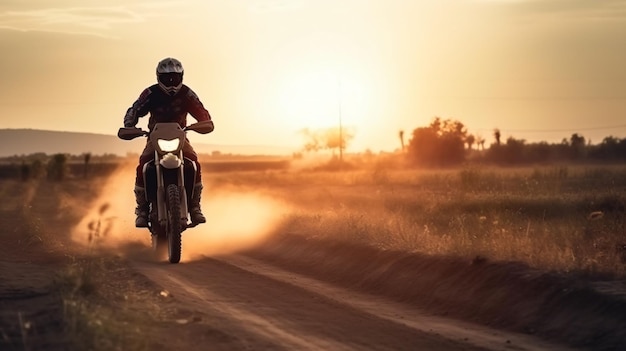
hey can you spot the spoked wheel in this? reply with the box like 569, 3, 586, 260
166, 184, 183, 264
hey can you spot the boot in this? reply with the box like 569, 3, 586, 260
189, 183, 206, 224
134, 186, 149, 228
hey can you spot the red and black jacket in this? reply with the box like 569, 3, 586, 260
124, 84, 211, 130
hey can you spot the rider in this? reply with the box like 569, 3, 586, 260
123, 57, 214, 228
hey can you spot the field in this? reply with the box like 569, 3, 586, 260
4, 158, 626, 275
2, 158, 626, 349
206, 162, 626, 277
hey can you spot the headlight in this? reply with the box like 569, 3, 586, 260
157, 138, 180, 152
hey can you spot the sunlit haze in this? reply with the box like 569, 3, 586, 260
2, 0, 626, 152
71, 162, 290, 261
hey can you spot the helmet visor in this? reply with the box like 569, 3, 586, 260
158, 72, 183, 88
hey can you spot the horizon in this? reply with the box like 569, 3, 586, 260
0, 127, 295, 148
0, 128, 296, 157
1, 127, 625, 158
1, 0, 625, 152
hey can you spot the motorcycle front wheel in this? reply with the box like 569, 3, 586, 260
166, 184, 183, 263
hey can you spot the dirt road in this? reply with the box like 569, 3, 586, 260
3, 178, 625, 350
131, 254, 573, 351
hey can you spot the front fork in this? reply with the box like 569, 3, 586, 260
155, 150, 189, 226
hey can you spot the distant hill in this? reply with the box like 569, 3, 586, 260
0, 129, 293, 157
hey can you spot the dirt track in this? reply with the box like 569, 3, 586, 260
2, 226, 625, 351
1, 246, 564, 351
3, 178, 626, 350
129, 252, 573, 351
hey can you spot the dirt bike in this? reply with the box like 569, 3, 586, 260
118, 121, 213, 263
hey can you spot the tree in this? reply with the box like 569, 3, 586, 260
300, 128, 322, 152
407, 126, 439, 165
299, 127, 355, 155
406, 117, 468, 166
47, 153, 67, 181
486, 137, 526, 164
83, 152, 91, 178
465, 134, 475, 150
569, 133, 586, 160
493, 128, 501, 145
504, 137, 526, 163
525, 141, 554, 163
589, 136, 626, 161
475, 135, 486, 150
20, 161, 30, 181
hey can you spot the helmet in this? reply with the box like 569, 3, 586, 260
156, 57, 184, 95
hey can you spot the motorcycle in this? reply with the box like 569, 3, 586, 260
117, 121, 213, 263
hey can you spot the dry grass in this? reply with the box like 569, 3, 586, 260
2, 161, 626, 349
4, 162, 625, 277
208, 164, 626, 277
56, 256, 151, 351
0, 178, 150, 350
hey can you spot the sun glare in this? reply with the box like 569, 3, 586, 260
278, 69, 342, 130
277, 66, 374, 133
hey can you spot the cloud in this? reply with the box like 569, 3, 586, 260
0, 2, 181, 37
233, 0, 308, 13
481, 0, 626, 22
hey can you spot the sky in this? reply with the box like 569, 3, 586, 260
1, 0, 626, 153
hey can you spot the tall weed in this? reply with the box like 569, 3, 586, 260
217, 165, 626, 277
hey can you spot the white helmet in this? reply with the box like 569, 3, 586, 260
156, 57, 184, 95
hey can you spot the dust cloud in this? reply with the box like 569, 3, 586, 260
71, 161, 290, 261
181, 191, 288, 261
70, 162, 145, 249
289, 153, 335, 171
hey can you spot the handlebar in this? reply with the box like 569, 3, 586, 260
117, 121, 213, 140
185, 120, 214, 134
117, 127, 147, 140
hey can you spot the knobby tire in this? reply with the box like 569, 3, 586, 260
166, 184, 182, 263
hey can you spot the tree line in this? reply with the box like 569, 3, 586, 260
403, 117, 626, 166
295, 117, 626, 166
0, 153, 121, 181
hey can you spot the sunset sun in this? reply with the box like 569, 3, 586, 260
2, 1, 626, 348
0, 0, 624, 152
278, 69, 342, 130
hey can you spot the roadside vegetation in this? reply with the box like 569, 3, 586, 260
1, 152, 626, 349
217, 164, 626, 277
56, 256, 151, 351
0, 179, 156, 350
2, 150, 626, 278
3, 116, 626, 347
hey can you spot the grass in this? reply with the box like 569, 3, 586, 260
53, 198, 154, 351
3, 161, 626, 348
5, 163, 626, 278
56, 256, 151, 351
0, 178, 151, 350
208, 163, 626, 277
